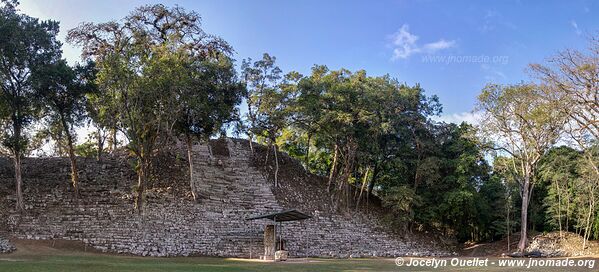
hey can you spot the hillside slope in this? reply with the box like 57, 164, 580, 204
0, 138, 450, 257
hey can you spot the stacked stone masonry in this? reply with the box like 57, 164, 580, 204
0, 236, 14, 253
0, 139, 449, 257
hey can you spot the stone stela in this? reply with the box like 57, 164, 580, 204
246, 209, 311, 261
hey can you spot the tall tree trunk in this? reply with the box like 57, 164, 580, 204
582, 187, 594, 251
61, 115, 80, 197
518, 174, 531, 253
14, 152, 24, 211
582, 200, 591, 251
555, 180, 563, 238
356, 166, 370, 210
13, 121, 24, 211
273, 143, 279, 187
186, 135, 197, 201
56, 133, 64, 155
327, 144, 339, 192
337, 140, 356, 210
507, 194, 511, 252
248, 132, 254, 154
247, 102, 255, 154
135, 155, 148, 213
111, 128, 117, 152
305, 132, 311, 171
96, 126, 103, 161
566, 189, 571, 232
265, 140, 271, 164
338, 141, 356, 191
65, 131, 80, 197
366, 163, 379, 209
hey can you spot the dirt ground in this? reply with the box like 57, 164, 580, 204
461, 232, 599, 257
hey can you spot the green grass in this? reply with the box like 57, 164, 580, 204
1, 254, 598, 272
1, 255, 394, 272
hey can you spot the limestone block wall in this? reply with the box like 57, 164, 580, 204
0, 236, 14, 253
0, 139, 449, 257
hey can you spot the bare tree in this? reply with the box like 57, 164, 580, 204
477, 83, 567, 252
530, 37, 598, 176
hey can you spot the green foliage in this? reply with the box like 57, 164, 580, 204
174, 54, 244, 142
478, 175, 512, 240
0, 0, 62, 155
248, 61, 496, 241
67, 4, 243, 210
32, 60, 96, 154
0, 0, 63, 209
477, 83, 569, 250
74, 141, 97, 158
539, 147, 579, 231
416, 123, 493, 242
241, 53, 288, 144
383, 185, 422, 229
496, 144, 599, 240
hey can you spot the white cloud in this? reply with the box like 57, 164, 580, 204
389, 24, 455, 60
390, 25, 421, 59
423, 39, 456, 53
571, 20, 582, 35
433, 112, 481, 125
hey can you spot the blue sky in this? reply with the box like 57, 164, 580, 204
18, 0, 599, 123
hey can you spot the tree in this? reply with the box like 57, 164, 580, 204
84, 62, 116, 160
572, 147, 599, 248
241, 53, 289, 186
478, 174, 512, 242
530, 39, 599, 248
285, 66, 328, 171
477, 83, 567, 252
429, 123, 493, 242
529, 38, 598, 144
277, 66, 451, 217
0, 0, 62, 210
241, 53, 283, 152
490, 156, 521, 251
33, 60, 96, 196
67, 4, 231, 211
538, 146, 579, 237
530, 38, 599, 188
174, 54, 244, 201
370, 80, 441, 205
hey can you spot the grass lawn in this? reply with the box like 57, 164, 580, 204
3, 255, 393, 272
1, 254, 599, 272
1, 241, 597, 272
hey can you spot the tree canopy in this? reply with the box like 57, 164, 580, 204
67, 4, 244, 211
0, 0, 63, 209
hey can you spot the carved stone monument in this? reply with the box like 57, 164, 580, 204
263, 224, 275, 260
